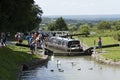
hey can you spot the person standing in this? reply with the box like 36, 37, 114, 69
98, 37, 102, 52
29, 34, 35, 54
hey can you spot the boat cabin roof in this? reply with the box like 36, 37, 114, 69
50, 37, 79, 42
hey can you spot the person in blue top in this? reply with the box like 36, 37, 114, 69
29, 34, 35, 54
26, 34, 30, 45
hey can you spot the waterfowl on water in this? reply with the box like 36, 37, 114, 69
50, 69, 54, 72
57, 60, 61, 65
77, 68, 81, 70
89, 67, 93, 70
59, 69, 64, 72
51, 55, 54, 60
100, 67, 102, 69
71, 62, 77, 67
58, 68, 62, 71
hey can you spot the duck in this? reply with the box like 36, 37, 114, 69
100, 67, 102, 70
51, 55, 54, 61
57, 60, 61, 65
77, 68, 81, 71
71, 62, 76, 66
50, 69, 54, 72
58, 69, 64, 72
89, 67, 93, 70
58, 68, 62, 71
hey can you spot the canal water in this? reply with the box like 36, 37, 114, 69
20, 56, 120, 80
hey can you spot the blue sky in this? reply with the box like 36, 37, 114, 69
34, 0, 120, 16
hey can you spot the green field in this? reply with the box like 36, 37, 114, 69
78, 37, 120, 61
0, 45, 40, 80
79, 37, 119, 47
101, 50, 120, 61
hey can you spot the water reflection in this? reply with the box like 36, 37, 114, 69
20, 56, 120, 80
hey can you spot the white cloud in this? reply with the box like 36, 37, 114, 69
34, 0, 120, 15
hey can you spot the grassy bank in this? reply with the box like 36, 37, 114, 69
0, 45, 41, 80
79, 37, 120, 61
101, 50, 120, 61
80, 37, 118, 47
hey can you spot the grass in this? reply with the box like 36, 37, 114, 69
101, 49, 120, 61
101, 46, 120, 61
79, 37, 119, 47
22, 40, 28, 45
14, 40, 28, 45
0, 45, 41, 80
78, 36, 120, 61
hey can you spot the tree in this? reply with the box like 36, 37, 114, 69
115, 25, 120, 30
0, 0, 43, 33
68, 25, 78, 32
48, 17, 68, 31
78, 24, 90, 37
113, 30, 120, 41
97, 21, 111, 30
48, 23, 56, 31
112, 21, 120, 31
28, 5, 43, 31
55, 17, 68, 31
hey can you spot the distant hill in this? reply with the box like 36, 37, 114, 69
43, 15, 120, 20
41, 15, 120, 24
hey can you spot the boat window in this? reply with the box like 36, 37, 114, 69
58, 40, 61, 45
68, 41, 80, 48
62, 41, 66, 46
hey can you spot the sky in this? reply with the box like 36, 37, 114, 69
34, 0, 120, 16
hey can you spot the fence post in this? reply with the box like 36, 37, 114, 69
93, 40, 96, 54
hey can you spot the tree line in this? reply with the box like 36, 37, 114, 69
76, 20, 120, 41
0, 0, 43, 33
46, 18, 120, 41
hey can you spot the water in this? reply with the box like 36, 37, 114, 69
20, 56, 120, 80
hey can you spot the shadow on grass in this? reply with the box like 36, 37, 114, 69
0, 46, 40, 80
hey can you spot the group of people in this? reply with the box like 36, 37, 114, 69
0, 31, 102, 54
15, 32, 49, 54
26, 32, 49, 54
15, 31, 103, 54
0, 32, 10, 47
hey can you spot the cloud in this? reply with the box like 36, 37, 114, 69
61, 1, 95, 8
34, 0, 120, 15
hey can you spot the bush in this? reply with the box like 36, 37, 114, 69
113, 30, 120, 41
